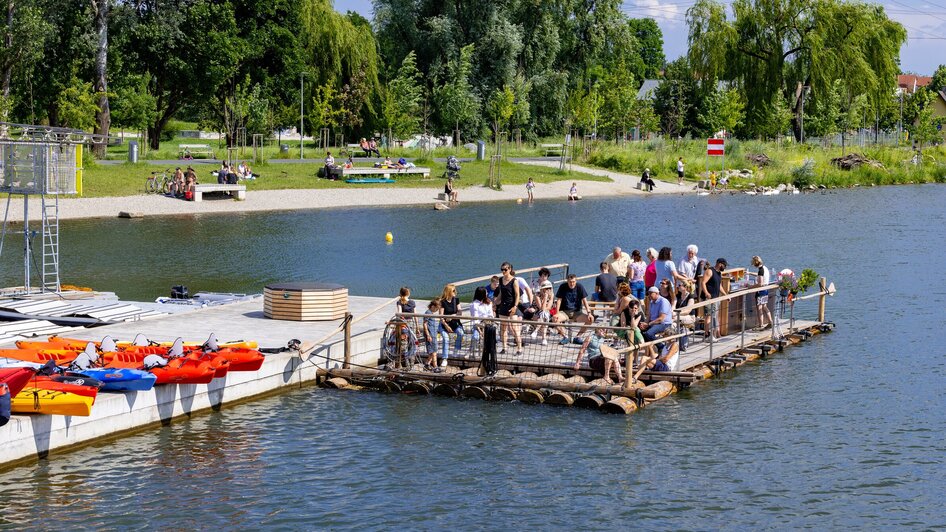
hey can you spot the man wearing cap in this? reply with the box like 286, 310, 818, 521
701, 258, 730, 339
641, 286, 673, 341
604, 247, 631, 284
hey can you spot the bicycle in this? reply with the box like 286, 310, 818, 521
145, 168, 173, 194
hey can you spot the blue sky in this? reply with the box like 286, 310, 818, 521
334, 0, 944, 75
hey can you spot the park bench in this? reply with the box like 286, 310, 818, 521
341, 167, 430, 180
179, 144, 216, 160
541, 143, 563, 156
192, 183, 245, 202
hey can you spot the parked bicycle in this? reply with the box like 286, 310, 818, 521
145, 168, 173, 194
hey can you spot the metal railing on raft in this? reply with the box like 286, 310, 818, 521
449, 263, 571, 301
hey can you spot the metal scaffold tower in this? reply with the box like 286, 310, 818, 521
0, 122, 97, 294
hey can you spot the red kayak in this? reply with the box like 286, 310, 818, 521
0, 347, 216, 385
30, 375, 101, 399
1, 368, 36, 398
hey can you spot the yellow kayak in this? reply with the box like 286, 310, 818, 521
11, 388, 94, 416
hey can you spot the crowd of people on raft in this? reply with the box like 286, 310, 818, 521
394, 247, 774, 383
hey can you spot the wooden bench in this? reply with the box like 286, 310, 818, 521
192, 183, 245, 202
342, 167, 431, 179
179, 144, 216, 160
541, 143, 563, 156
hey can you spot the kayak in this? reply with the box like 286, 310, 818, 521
72, 368, 156, 392
11, 387, 94, 416
18, 338, 232, 377
31, 334, 259, 351
0, 346, 216, 386
1, 368, 37, 426
30, 374, 101, 399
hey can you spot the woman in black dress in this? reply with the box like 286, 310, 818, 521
497, 262, 523, 355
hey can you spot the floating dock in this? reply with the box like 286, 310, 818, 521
0, 295, 393, 469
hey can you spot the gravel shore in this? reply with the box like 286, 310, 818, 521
4, 162, 690, 221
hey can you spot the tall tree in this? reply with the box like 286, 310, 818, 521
434, 44, 480, 142
687, 0, 906, 139
381, 51, 423, 142
627, 18, 665, 79
91, 0, 109, 156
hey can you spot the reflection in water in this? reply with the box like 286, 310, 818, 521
1, 185, 946, 527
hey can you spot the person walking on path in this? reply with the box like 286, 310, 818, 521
677, 157, 685, 185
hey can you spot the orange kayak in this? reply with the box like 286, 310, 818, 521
0, 347, 217, 385
30, 375, 101, 399
20, 336, 262, 373
9, 342, 229, 378
31, 334, 258, 351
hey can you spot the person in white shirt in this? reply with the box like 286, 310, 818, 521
751, 255, 773, 330
677, 157, 685, 185
678, 244, 700, 281
469, 286, 495, 349
604, 247, 632, 283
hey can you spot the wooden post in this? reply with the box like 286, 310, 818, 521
818, 277, 827, 323
343, 312, 352, 369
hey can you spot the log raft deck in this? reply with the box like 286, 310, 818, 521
317, 266, 837, 414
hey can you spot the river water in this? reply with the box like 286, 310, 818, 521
1, 186, 945, 528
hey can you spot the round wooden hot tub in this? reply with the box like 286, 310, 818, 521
263, 282, 348, 321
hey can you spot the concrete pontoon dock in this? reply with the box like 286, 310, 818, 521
0, 295, 394, 469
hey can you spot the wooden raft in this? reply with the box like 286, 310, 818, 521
263, 282, 348, 321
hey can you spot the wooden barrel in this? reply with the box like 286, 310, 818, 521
432, 383, 459, 397
402, 381, 431, 395
602, 396, 638, 414
264, 282, 348, 321
643, 381, 673, 400
493, 369, 513, 378
545, 391, 575, 406
574, 394, 606, 409
490, 387, 518, 401
517, 388, 544, 404
460, 386, 489, 400
323, 377, 349, 389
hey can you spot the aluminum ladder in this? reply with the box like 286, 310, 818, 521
40, 193, 60, 292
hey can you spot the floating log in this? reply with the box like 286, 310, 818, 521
432, 383, 458, 397
541, 373, 566, 383
517, 389, 544, 404
460, 386, 489, 400
490, 387, 518, 401
402, 381, 430, 395
602, 397, 638, 414
324, 377, 349, 389
564, 375, 585, 384
318, 368, 673, 400
494, 369, 513, 378
644, 381, 673, 400
545, 391, 575, 406
574, 394, 606, 409
514, 372, 538, 380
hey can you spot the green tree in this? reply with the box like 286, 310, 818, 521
56, 77, 98, 131
687, 0, 906, 139
486, 85, 515, 147
627, 18, 665, 79
435, 44, 480, 143
111, 75, 157, 132
381, 51, 423, 142
599, 58, 637, 139
0, 0, 52, 121
911, 102, 943, 151
311, 83, 341, 138
930, 64, 946, 93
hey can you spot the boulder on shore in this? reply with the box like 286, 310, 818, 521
831, 153, 884, 171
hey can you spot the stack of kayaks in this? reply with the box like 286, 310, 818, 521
0, 333, 267, 420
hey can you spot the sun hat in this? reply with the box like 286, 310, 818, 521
540, 280, 553, 290
648, 286, 659, 294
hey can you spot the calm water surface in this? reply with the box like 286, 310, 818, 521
1, 186, 944, 528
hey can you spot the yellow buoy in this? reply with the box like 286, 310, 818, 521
385, 232, 393, 244
516, 198, 523, 204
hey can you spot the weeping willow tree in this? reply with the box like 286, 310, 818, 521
302, 0, 381, 137
687, 0, 905, 139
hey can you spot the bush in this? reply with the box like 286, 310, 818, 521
644, 137, 665, 152
791, 158, 815, 188
160, 120, 185, 142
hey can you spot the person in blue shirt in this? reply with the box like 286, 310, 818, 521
641, 286, 673, 341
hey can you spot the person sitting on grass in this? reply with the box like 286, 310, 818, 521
239, 161, 256, 180
553, 273, 594, 344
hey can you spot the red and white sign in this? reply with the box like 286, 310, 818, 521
707, 138, 725, 156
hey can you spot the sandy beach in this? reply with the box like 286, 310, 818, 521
3, 162, 691, 221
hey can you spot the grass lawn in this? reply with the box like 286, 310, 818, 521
79, 158, 608, 197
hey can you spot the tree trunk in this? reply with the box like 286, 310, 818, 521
92, 0, 110, 157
